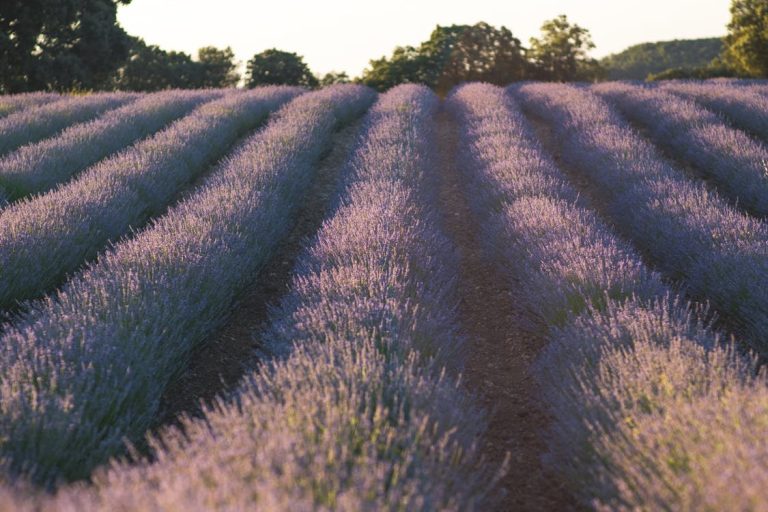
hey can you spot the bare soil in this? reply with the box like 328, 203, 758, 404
153, 120, 363, 429
434, 107, 577, 511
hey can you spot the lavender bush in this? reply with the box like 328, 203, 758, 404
543, 300, 767, 511
659, 80, 768, 141
38, 83, 498, 512
0, 92, 61, 119
449, 83, 768, 510
594, 82, 768, 218
0, 85, 374, 485
0, 93, 137, 156
514, 83, 768, 357
0, 90, 221, 200
0, 87, 299, 310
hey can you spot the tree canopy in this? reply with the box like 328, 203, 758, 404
427, 23, 530, 95
111, 39, 240, 91
724, 0, 768, 77
600, 38, 724, 80
320, 71, 350, 86
196, 46, 240, 88
361, 19, 599, 92
0, 0, 133, 93
361, 23, 530, 93
361, 46, 432, 92
528, 15, 601, 81
246, 49, 318, 87
14, 5, 768, 93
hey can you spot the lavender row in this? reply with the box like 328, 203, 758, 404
514, 83, 768, 357
0, 93, 137, 156
659, 80, 768, 141
449, 83, 768, 510
0, 85, 374, 485
0, 87, 298, 310
0, 92, 61, 119
594, 82, 768, 218
43, 84, 497, 511
0, 90, 221, 201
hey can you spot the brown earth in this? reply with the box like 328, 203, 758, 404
434, 106, 578, 511
153, 119, 363, 430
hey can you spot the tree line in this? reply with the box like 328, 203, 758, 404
1, 0, 767, 94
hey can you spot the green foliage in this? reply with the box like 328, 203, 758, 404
361, 23, 530, 93
528, 15, 602, 82
246, 49, 318, 87
113, 38, 196, 91
0, 0, 133, 93
601, 38, 725, 80
360, 46, 433, 91
196, 46, 240, 88
724, 0, 768, 77
647, 63, 738, 81
320, 71, 350, 86
112, 39, 240, 91
431, 23, 530, 94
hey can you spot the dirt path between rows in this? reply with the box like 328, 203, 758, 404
153, 119, 363, 430
434, 107, 577, 511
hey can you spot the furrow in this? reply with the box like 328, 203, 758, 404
47, 84, 499, 511
453, 82, 768, 511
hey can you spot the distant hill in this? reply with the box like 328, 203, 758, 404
600, 38, 724, 80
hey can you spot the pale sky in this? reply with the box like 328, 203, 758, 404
117, 0, 731, 78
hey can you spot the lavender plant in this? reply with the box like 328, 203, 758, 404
514, 83, 768, 357
659, 80, 768, 141
0, 87, 299, 310
0, 93, 137, 156
0, 92, 61, 119
594, 82, 768, 218
0, 85, 374, 485
449, 83, 768, 510
0, 90, 221, 200
42, 83, 497, 512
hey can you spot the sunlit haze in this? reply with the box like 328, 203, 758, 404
118, 0, 730, 77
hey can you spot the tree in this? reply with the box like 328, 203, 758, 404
529, 15, 601, 81
360, 46, 433, 91
425, 23, 529, 95
0, 0, 133, 93
320, 71, 350, 86
111, 40, 239, 91
361, 22, 529, 93
112, 38, 198, 91
196, 46, 240, 88
600, 38, 724, 80
724, 0, 768, 77
646, 63, 738, 81
246, 49, 318, 87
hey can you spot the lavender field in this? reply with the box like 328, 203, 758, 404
0, 80, 767, 511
